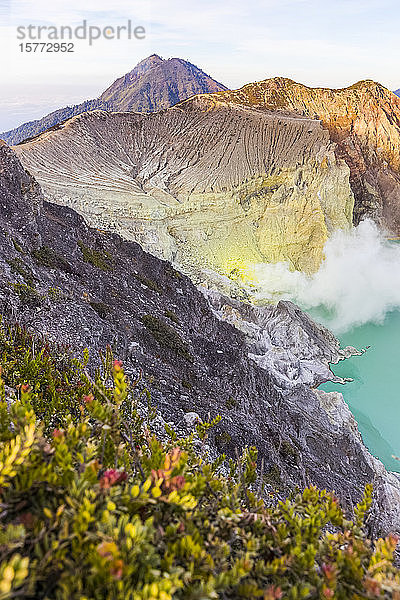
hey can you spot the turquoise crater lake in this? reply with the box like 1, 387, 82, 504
251, 225, 400, 472
321, 310, 400, 473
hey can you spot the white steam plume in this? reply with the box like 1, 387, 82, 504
251, 220, 400, 333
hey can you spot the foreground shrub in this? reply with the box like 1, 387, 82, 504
0, 323, 399, 598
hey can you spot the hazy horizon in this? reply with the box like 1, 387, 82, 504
1, 0, 399, 131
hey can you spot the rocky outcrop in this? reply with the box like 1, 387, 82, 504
204, 291, 362, 388
210, 78, 400, 234
0, 54, 227, 145
0, 139, 42, 230
14, 101, 354, 277
1, 141, 400, 538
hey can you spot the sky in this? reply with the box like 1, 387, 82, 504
0, 0, 399, 131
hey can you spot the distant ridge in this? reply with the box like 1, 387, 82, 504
395, 89, 400, 97
0, 54, 227, 145
3, 99, 113, 147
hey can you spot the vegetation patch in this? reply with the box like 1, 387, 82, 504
165, 264, 183, 280
134, 273, 163, 294
225, 396, 238, 410
89, 301, 109, 319
12, 238, 24, 254
280, 439, 300, 464
47, 287, 69, 303
77, 240, 113, 272
12, 283, 43, 308
264, 464, 282, 488
7, 258, 35, 286
32, 245, 74, 274
215, 430, 232, 447
164, 309, 179, 324
142, 314, 193, 362
0, 322, 86, 428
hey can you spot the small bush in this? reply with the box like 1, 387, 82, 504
264, 464, 282, 487
142, 314, 193, 362
7, 258, 35, 286
164, 309, 179, 324
32, 245, 74, 274
89, 301, 109, 319
165, 265, 183, 280
280, 439, 300, 463
48, 287, 69, 302
225, 396, 239, 410
12, 283, 43, 308
77, 240, 113, 272
215, 430, 232, 447
134, 273, 163, 294
12, 238, 24, 254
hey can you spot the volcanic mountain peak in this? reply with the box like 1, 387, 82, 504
99, 55, 228, 111
98, 54, 165, 94
129, 53, 164, 74
0, 55, 227, 145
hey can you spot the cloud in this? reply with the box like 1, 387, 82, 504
250, 220, 400, 333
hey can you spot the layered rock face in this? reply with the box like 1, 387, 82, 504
1, 141, 400, 537
211, 78, 400, 234
15, 99, 354, 277
0, 54, 227, 145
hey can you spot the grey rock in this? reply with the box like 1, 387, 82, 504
183, 412, 202, 428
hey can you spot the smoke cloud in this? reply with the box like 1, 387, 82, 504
250, 220, 400, 333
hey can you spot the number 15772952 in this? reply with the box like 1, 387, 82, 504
19, 42, 74, 52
